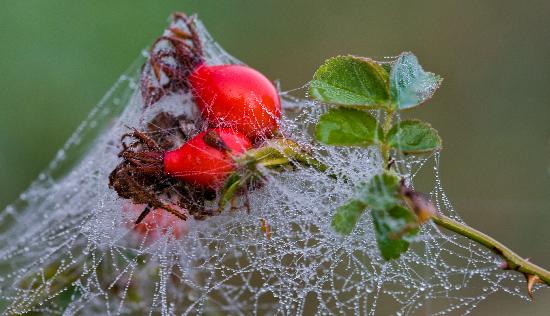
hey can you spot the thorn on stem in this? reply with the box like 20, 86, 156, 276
525, 274, 543, 299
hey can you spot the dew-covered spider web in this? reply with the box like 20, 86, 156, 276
0, 16, 539, 316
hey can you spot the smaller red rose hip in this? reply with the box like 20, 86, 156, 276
122, 202, 189, 241
164, 127, 252, 187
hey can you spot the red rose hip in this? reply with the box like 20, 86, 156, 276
164, 127, 252, 187
189, 64, 282, 139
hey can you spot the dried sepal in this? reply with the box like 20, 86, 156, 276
140, 13, 204, 106
399, 180, 438, 223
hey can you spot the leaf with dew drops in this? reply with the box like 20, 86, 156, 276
357, 172, 401, 210
331, 199, 367, 235
310, 56, 390, 108
372, 205, 419, 260
354, 172, 420, 260
387, 119, 442, 154
390, 52, 442, 110
315, 108, 383, 146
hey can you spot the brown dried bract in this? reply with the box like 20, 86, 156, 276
399, 179, 438, 223
140, 12, 204, 107
109, 112, 217, 223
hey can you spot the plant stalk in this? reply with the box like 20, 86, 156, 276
381, 109, 394, 166
432, 213, 550, 286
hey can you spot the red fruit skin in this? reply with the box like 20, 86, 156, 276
189, 64, 282, 139
122, 203, 189, 241
163, 128, 252, 187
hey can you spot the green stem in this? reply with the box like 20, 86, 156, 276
432, 214, 550, 285
260, 157, 291, 168
381, 109, 395, 167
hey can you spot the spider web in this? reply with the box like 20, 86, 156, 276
0, 16, 537, 315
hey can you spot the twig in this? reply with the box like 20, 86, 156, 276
432, 213, 550, 296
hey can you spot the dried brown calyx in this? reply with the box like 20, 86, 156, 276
109, 112, 218, 223
140, 12, 204, 106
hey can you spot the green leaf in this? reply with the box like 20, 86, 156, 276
315, 108, 382, 146
372, 205, 419, 260
310, 55, 390, 108
331, 199, 367, 235
380, 61, 393, 74
390, 52, 442, 110
55, 285, 81, 310
357, 172, 401, 210
219, 173, 242, 210
387, 119, 442, 154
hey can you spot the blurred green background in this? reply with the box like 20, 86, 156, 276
0, 0, 549, 314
